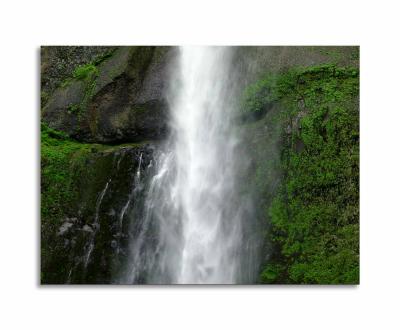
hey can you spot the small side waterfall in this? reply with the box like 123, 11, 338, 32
83, 179, 110, 269
123, 46, 256, 284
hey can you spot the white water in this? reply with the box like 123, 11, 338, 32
84, 179, 110, 269
125, 46, 252, 284
169, 46, 242, 284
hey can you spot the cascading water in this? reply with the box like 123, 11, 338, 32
123, 46, 257, 284
84, 179, 110, 269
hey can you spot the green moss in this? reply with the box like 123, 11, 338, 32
79, 71, 98, 115
60, 78, 73, 88
58, 54, 113, 121
317, 49, 342, 62
41, 121, 148, 283
41, 123, 144, 224
241, 74, 278, 114
41, 123, 114, 283
40, 126, 106, 216
41, 123, 90, 281
41, 91, 49, 107
41, 123, 91, 219
260, 264, 286, 283
242, 64, 358, 114
73, 64, 98, 80
61, 64, 99, 120
245, 64, 359, 284
73, 64, 99, 117
92, 48, 116, 66
67, 103, 80, 115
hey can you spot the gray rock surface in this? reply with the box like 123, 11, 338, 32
41, 46, 173, 143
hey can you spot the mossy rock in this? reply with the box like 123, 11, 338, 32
41, 46, 172, 144
241, 63, 360, 284
41, 124, 157, 284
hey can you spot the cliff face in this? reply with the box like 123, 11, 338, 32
41, 46, 357, 145
41, 125, 157, 283
41, 46, 359, 284
41, 46, 172, 283
41, 46, 174, 143
239, 57, 359, 284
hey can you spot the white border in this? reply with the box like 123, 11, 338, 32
1, 0, 399, 329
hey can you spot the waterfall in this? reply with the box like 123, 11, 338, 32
124, 46, 255, 284
84, 179, 110, 269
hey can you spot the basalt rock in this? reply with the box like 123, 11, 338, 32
41, 143, 157, 284
41, 46, 174, 144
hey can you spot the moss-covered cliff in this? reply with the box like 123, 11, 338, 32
40, 46, 168, 283
240, 53, 359, 284
41, 46, 359, 284
41, 123, 156, 283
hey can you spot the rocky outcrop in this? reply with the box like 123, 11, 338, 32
41, 46, 116, 97
42, 46, 174, 143
41, 143, 156, 284
232, 46, 359, 89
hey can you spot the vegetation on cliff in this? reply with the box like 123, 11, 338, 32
41, 124, 93, 224
41, 123, 153, 283
243, 64, 359, 284
42, 46, 169, 144
41, 123, 94, 281
41, 46, 165, 283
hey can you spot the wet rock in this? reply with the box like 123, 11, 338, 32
41, 143, 157, 284
82, 225, 94, 233
58, 222, 74, 236
42, 46, 172, 144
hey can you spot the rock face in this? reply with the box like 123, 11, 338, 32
42, 46, 174, 143
233, 46, 358, 77
41, 46, 357, 144
41, 143, 156, 284
40, 46, 174, 283
41, 46, 116, 97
